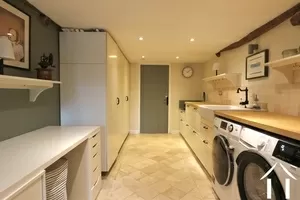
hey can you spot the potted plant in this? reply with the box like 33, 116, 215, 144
36, 53, 55, 80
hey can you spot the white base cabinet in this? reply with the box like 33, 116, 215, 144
179, 105, 214, 177
60, 32, 130, 172
3, 171, 45, 200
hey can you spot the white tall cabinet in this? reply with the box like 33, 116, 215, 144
60, 32, 130, 171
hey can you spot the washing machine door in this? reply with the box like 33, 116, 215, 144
213, 135, 234, 186
236, 151, 285, 200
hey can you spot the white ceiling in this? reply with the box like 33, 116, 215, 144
29, 0, 298, 63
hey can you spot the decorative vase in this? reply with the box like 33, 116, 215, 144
36, 68, 52, 80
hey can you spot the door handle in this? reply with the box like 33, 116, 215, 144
116, 97, 120, 105
125, 96, 129, 101
164, 95, 169, 106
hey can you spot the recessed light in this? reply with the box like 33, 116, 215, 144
139, 37, 144, 41
190, 38, 195, 42
176, 56, 179, 59
109, 55, 118, 58
141, 56, 145, 59
7, 33, 12, 36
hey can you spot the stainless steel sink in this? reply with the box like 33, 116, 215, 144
198, 105, 250, 121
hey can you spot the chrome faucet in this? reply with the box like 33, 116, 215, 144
237, 87, 249, 107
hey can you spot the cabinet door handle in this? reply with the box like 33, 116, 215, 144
125, 96, 129, 101
193, 107, 197, 110
203, 126, 208, 129
193, 131, 196, 133
186, 124, 189, 127
203, 140, 208, 144
117, 97, 120, 105
187, 105, 190, 107
180, 119, 183, 121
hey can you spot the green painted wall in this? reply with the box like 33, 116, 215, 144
0, 0, 60, 141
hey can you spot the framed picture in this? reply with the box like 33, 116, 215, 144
0, 1, 30, 70
246, 49, 269, 80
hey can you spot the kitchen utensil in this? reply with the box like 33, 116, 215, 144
282, 49, 298, 58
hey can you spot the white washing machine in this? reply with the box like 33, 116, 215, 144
212, 117, 242, 200
235, 127, 300, 200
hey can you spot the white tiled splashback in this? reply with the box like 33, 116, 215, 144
202, 20, 300, 116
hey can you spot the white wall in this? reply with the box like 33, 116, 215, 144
129, 63, 204, 133
202, 20, 300, 116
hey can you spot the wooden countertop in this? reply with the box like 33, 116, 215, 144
0, 126, 100, 195
215, 111, 300, 141
185, 102, 220, 108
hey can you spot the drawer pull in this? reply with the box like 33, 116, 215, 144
93, 152, 98, 158
186, 124, 189, 127
93, 166, 98, 172
193, 108, 197, 110
203, 126, 208, 130
203, 140, 208, 144
93, 177, 99, 187
92, 133, 97, 138
193, 131, 196, 133
93, 143, 98, 148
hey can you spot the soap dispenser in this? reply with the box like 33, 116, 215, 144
252, 94, 260, 109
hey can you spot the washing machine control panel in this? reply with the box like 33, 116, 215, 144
273, 140, 300, 167
214, 117, 242, 138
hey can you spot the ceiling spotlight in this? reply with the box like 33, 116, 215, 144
7, 33, 12, 36
139, 37, 144, 41
109, 55, 118, 58
141, 56, 145, 59
190, 38, 195, 42
176, 56, 179, 59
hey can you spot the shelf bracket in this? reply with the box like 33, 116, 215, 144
29, 88, 51, 102
275, 68, 294, 84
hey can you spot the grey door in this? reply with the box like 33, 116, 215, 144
140, 65, 169, 133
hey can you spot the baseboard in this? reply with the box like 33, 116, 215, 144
129, 130, 140, 134
170, 130, 180, 134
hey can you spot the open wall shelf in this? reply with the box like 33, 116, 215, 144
265, 54, 300, 83
0, 75, 61, 102
203, 73, 241, 90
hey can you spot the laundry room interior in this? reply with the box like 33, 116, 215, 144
0, 0, 300, 200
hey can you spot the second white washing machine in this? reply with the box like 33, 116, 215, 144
235, 126, 300, 200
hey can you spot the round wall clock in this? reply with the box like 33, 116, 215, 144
182, 66, 193, 78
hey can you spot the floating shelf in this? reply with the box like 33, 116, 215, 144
265, 54, 300, 84
203, 73, 241, 90
0, 75, 61, 102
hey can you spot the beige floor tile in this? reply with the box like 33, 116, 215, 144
135, 187, 160, 200
100, 134, 211, 200
179, 193, 201, 200
152, 194, 173, 200
139, 175, 159, 186
110, 187, 133, 199
172, 178, 196, 193
163, 187, 186, 200
140, 164, 161, 174
121, 176, 146, 192
150, 180, 172, 193
150, 170, 169, 179
124, 193, 145, 200
128, 170, 147, 180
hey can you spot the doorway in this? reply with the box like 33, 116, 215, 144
140, 65, 169, 133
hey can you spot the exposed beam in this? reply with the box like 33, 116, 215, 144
291, 11, 300, 26
216, 3, 300, 57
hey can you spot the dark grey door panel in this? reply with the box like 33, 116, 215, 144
140, 65, 169, 133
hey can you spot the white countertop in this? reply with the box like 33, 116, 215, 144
0, 126, 100, 195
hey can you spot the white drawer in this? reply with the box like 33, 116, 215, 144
89, 132, 100, 149
91, 166, 100, 187
91, 152, 100, 172
91, 176, 101, 200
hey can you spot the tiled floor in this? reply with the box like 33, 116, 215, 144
98, 134, 218, 200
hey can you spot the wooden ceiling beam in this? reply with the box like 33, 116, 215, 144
216, 3, 300, 57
